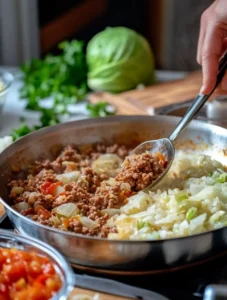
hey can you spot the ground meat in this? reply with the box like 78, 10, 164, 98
115, 152, 167, 191
57, 145, 81, 161
81, 167, 102, 193
106, 144, 129, 159
8, 143, 167, 237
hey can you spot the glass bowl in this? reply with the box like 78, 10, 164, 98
0, 229, 75, 300
0, 70, 14, 122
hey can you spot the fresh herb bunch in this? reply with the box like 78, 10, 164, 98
20, 40, 88, 109
11, 40, 116, 141
11, 107, 61, 141
86, 102, 116, 117
11, 124, 33, 141
11, 40, 89, 141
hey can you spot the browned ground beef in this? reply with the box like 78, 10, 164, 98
9, 143, 167, 238
115, 152, 167, 191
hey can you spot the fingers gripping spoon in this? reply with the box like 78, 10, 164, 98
131, 52, 227, 192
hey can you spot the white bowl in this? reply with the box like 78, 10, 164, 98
0, 70, 14, 126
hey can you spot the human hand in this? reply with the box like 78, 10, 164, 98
197, 0, 227, 95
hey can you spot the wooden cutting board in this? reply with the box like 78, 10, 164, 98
88, 70, 204, 115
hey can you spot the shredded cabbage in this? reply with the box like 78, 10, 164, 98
107, 153, 227, 240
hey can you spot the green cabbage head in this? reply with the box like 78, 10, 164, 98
86, 27, 155, 93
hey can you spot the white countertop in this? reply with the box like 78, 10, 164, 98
0, 67, 188, 137
0, 67, 89, 137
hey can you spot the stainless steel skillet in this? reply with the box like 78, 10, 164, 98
1, 115, 227, 274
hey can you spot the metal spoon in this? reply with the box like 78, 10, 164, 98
131, 52, 227, 192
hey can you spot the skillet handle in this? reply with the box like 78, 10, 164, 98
203, 284, 227, 300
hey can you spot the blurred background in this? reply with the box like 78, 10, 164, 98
0, 0, 213, 71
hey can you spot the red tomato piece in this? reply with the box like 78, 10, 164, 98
40, 181, 62, 196
3, 261, 27, 282
0, 248, 62, 300
34, 274, 48, 285
40, 182, 52, 194
46, 182, 61, 195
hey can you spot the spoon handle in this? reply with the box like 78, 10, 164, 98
169, 51, 227, 142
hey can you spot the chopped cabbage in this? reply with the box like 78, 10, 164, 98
186, 207, 197, 220
120, 192, 150, 214
107, 154, 227, 241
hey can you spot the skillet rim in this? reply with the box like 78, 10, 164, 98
1, 114, 227, 244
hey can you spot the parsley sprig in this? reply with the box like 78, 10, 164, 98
20, 40, 88, 109
86, 102, 116, 117
11, 40, 88, 140
11, 40, 116, 141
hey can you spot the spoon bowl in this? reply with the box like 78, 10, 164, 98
130, 137, 175, 191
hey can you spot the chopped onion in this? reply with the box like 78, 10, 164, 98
100, 178, 116, 188
53, 203, 79, 218
53, 195, 66, 207
80, 216, 98, 228
50, 215, 61, 226
11, 187, 24, 195
13, 202, 31, 212
56, 171, 80, 184
120, 182, 131, 191
92, 154, 122, 177
101, 209, 120, 216
28, 192, 37, 204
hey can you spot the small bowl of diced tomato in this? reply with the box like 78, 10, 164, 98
0, 229, 75, 300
